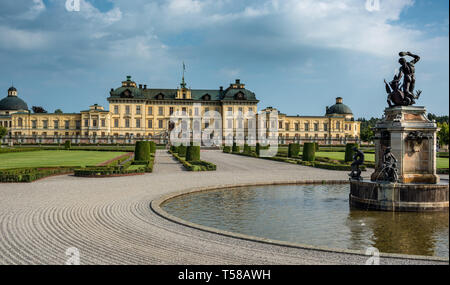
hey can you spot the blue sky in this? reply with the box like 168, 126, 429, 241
0, 0, 448, 118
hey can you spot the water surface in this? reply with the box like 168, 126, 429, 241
162, 184, 449, 257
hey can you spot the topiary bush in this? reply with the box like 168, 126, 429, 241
135, 141, 151, 161
64, 140, 71, 150
243, 144, 251, 155
345, 143, 358, 162
232, 142, 240, 153
149, 141, 156, 154
186, 146, 201, 162
255, 143, 261, 157
178, 144, 187, 157
303, 142, 316, 162
314, 142, 319, 152
288, 143, 300, 158
223, 146, 231, 153
170, 145, 178, 153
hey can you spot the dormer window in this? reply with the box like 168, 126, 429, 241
202, 94, 211, 101
121, 89, 132, 98
156, 93, 164, 100
235, 91, 245, 100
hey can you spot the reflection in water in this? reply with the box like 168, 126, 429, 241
162, 184, 449, 257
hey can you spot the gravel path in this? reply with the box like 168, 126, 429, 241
0, 150, 447, 265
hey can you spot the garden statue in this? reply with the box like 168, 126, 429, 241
379, 147, 398, 182
349, 147, 364, 181
384, 51, 422, 107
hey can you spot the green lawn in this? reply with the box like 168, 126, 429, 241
0, 150, 127, 169
315, 152, 449, 169
437, 157, 449, 169
315, 152, 375, 162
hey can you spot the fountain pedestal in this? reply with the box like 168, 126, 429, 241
371, 106, 439, 184
350, 106, 448, 212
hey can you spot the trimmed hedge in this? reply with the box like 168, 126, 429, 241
288, 143, 300, 158
228, 150, 366, 172
302, 143, 316, 161
223, 146, 231, 153
178, 144, 187, 157
0, 167, 76, 183
170, 145, 178, 153
243, 144, 252, 155
345, 143, 359, 162
149, 141, 156, 154
74, 157, 154, 177
186, 146, 201, 162
256, 143, 261, 157
64, 140, 71, 150
232, 143, 240, 153
0, 148, 43, 154
135, 141, 151, 161
169, 150, 216, 171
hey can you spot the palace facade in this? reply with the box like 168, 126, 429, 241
0, 76, 360, 145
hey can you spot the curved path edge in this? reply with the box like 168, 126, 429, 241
151, 181, 449, 264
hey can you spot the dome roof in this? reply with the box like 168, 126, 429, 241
8, 86, 17, 92
326, 97, 353, 115
0, 96, 28, 111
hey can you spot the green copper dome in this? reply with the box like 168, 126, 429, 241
0, 87, 28, 111
326, 97, 353, 115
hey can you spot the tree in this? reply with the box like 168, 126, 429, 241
358, 117, 380, 142
0, 126, 7, 139
32, 106, 48, 113
55, 109, 63, 114
437, 122, 449, 146
427, 113, 449, 124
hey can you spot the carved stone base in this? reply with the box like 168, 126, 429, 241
372, 106, 439, 184
350, 180, 449, 212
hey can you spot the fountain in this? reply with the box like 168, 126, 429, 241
349, 52, 449, 212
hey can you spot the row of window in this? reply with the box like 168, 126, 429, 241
0, 121, 11, 128
15, 118, 108, 129
280, 122, 355, 132
112, 105, 255, 116
113, 118, 164, 129
279, 133, 355, 139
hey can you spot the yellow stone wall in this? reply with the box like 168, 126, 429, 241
107, 100, 258, 138
10, 113, 82, 137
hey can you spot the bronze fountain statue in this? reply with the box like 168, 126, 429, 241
384, 51, 422, 107
349, 51, 448, 212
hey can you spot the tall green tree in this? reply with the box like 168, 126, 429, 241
0, 126, 7, 139
358, 117, 380, 142
32, 106, 48, 113
438, 122, 449, 146
55, 109, 63, 114
427, 113, 449, 124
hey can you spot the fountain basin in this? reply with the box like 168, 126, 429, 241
350, 180, 449, 212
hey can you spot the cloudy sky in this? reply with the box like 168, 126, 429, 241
0, 0, 448, 118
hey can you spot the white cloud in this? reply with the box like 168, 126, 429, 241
78, 0, 122, 25
18, 0, 46, 20
0, 26, 49, 50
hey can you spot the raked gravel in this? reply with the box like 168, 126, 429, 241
0, 150, 448, 265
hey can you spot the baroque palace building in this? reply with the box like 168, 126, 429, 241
0, 76, 360, 145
